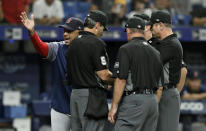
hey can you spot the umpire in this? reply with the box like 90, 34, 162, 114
108, 17, 163, 131
150, 10, 183, 131
134, 13, 153, 41
134, 13, 187, 93
66, 10, 114, 131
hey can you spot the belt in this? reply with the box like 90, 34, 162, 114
163, 84, 176, 90
123, 88, 154, 96
72, 84, 89, 89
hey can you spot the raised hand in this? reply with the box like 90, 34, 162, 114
20, 12, 35, 34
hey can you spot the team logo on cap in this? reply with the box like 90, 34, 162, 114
156, 19, 160, 22
66, 18, 71, 24
143, 42, 148, 45
138, 25, 141, 28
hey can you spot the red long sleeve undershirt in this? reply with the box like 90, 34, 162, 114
30, 32, 49, 57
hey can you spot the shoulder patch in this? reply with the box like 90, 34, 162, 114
114, 62, 119, 68
100, 56, 107, 65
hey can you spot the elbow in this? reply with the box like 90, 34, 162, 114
182, 67, 188, 75
97, 71, 109, 82
182, 95, 190, 100
97, 69, 112, 82
192, 18, 204, 26
116, 78, 126, 84
100, 75, 108, 82
192, 18, 198, 26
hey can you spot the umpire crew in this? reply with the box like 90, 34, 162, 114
135, 13, 187, 96
150, 10, 183, 131
108, 17, 163, 131
66, 10, 114, 131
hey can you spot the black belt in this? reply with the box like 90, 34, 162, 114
163, 84, 176, 90
123, 88, 154, 96
72, 84, 89, 89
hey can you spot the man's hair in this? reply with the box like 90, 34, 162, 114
129, 28, 144, 34
84, 17, 96, 29
163, 23, 172, 28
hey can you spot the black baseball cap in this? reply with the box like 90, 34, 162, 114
134, 13, 151, 25
86, 10, 108, 31
125, 17, 145, 31
187, 70, 201, 80
59, 17, 84, 31
150, 10, 171, 25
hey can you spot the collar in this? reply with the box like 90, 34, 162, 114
131, 37, 146, 41
148, 37, 161, 45
79, 31, 96, 36
162, 34, 177, 41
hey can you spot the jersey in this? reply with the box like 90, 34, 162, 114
148, 34, 183, 86
66, 31, 109, 89
114, 37, 163, 91
46, 41, 72, 114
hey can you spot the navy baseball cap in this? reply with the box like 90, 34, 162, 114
86, 10, 108, 31
59, 17, 84, 31
134, 13, 151, 25
125, 17, 145, 30
150, 10, 171, 25
187, 70, 201, 80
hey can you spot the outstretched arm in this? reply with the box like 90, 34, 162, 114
20, 12, 49, 57
20, 12, 35, 35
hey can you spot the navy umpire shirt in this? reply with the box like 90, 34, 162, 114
66, 31, 109, 89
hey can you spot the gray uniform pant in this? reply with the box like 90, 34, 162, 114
51, 108, 71, 131
70, 89, 107, 131
114, 94, 159, 131
156, 88, 180, 131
